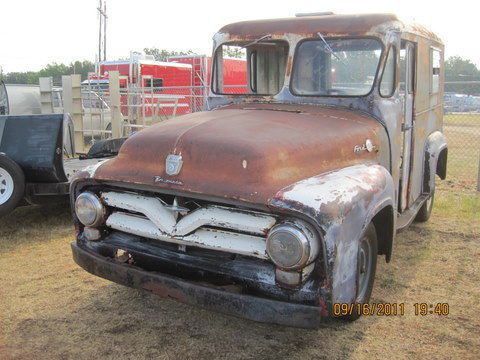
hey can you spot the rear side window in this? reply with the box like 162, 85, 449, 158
380, 46, 396, 97
431, 48, 441, 94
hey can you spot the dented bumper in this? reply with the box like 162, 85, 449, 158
71, 240, 327, 328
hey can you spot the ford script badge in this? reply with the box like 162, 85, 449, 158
165, 154, 183, 176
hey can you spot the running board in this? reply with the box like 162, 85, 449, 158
396, 194, 429, 232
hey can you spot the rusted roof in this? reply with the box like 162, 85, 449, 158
218, 13, 442, 42
219, 13, 399, 37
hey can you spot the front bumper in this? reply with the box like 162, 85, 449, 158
72, 242, 327, 328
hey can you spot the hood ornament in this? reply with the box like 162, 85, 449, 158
165, 154, 183, 176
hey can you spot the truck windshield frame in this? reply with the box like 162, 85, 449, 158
290, 37, 384, 98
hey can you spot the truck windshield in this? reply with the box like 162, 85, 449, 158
291, 38, 383, 96
212, 40, 289, 95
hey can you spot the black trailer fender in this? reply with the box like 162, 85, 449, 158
0, 114, 69, 183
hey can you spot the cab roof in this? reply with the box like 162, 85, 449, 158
218, 13, 442, 43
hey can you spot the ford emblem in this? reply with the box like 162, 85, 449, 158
165, 154, 183, 176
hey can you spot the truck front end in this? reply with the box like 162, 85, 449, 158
71, 13, 401, 327
70, 165, 329, 327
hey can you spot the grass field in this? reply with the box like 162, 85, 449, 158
0, 181, 479, 360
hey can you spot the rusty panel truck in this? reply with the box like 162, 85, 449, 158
70, 13, 447, 327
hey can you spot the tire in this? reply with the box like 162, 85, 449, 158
343, 222, 378, 321
415, 188, 435, 223
0, 155, 25, 217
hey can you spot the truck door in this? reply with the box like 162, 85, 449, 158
399, 41, 416, 212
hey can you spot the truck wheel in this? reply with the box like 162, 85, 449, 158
415, 188, 435, 223
343, 222, 378, 321
0, 155, 25, 217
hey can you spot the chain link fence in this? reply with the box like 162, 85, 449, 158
117, 85, 208, 135
443, 81, 480, 190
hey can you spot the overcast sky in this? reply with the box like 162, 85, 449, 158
0, 0, 476, 73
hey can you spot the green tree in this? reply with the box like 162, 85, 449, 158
144, 48, 196, 61
1, 61, 95, 85
444, 56, 480, 95
68, 60, 96, 80
223, 46, 245, 59
2, 71, 39, 84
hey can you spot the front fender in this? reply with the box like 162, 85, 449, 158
424, 131, 448, 193
269, 164, 395, 305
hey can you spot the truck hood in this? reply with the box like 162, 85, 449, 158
94, 104, 383, 205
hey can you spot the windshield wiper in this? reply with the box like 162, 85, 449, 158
245, 34, 272, 47
317, 32, 344, 63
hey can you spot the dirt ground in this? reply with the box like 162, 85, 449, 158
0, 185, 479, 360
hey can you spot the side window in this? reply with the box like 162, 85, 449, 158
431, 48, 441, 94
145, 78, 163, 88
380, 46, 396, 97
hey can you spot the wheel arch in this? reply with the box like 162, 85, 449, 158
371, 204, 395, 263
423, 131, 448, 194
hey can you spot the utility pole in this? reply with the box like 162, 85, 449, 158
98, 0, 102, 64
97, 0, 108, 63
103, 1, 107, 61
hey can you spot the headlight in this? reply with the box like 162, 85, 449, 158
75, 192, 105, 227
266, 220, 319, 270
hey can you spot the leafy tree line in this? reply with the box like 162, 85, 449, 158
0, 60, 95, 85
143, 48, 196, 61
444, 56, 480, 95
143, 47, 243, 60
1, 52, 479, 95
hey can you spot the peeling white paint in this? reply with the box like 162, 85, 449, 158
83, 159, 110, 178
101, 191, 276, 237
106, 212, 268, 259
280, 164, 382, 210
102, 191, 177, 234
174, 206, 276, 236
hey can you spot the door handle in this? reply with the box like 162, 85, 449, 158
402, 124, 412, 131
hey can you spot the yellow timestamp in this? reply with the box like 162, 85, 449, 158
333, 302, 450, 316
413, 302, 449, 316
333, 302, 406, 316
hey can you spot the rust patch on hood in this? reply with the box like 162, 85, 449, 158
94, 104, 383, 205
